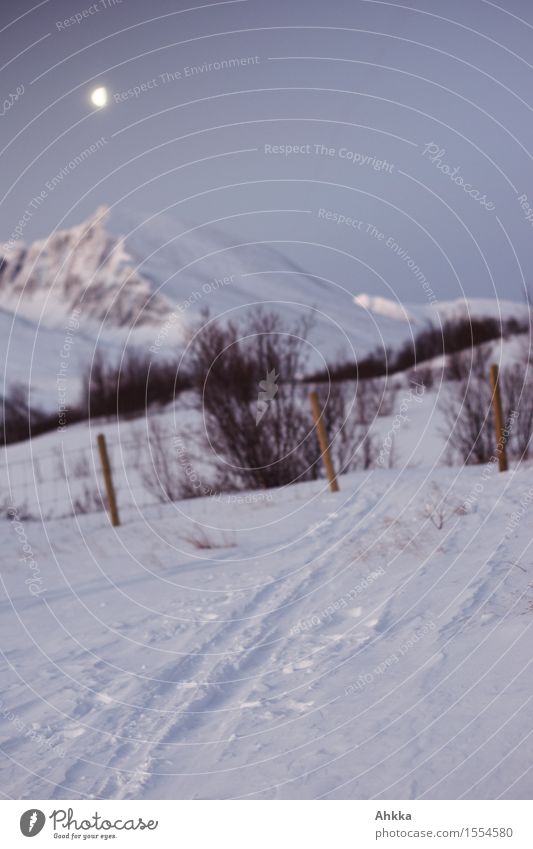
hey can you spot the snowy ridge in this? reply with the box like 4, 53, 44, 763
0, 207, 173, 329
1, 207, 530, 376
354, 293, 531, 327
1, 207, 531, 410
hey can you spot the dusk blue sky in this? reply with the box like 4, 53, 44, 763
2, 0, 533, 304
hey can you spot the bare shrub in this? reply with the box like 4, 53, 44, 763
133, 418, 186, 503
185, 309, 377, 490
316, 382, 377, 473
132, 416, 221, 503
83, 348, 188, 419
422, 483, 457, 529
445, 342, 491, 383
310, 314, 526, 383
181, 526, 236, 550
378, 379, 399, 417
409, 365, 436, 390
441, 347, 495, 465
501, 364, 533, 461
1, 383, 60, 446
186, 309, 319, 489
442, 345, 533, 466
70, 451, 91, 478
446, 350, 470, 382
355, 377, 397, 423
385, 433, 397, 469
394, 316, 518, 373
0, 497, 33, 521
52, 446, 68, 483
72, 482, 104, 515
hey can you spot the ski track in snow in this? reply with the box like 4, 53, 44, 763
0, 467, 532, 800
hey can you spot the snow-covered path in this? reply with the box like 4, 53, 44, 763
1, 467, 532, 799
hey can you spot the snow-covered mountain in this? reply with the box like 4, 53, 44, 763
1, 206, 531, 406
0, 207, 173, 329
3, 205, 530, 344
354, 293, 530, 327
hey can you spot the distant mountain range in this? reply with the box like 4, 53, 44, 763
1, 206, 530, 408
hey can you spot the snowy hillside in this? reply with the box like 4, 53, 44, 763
2, 207, 531, 405
1, 463, 531, 800
0, 376, 447, 521
0, 307, 129, 411
354, 293, 530, 328
106, 207, 426, 356
2, 210, 532, 799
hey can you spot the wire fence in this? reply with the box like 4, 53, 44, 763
0, 362, 517, 524
0, 428, 189, 523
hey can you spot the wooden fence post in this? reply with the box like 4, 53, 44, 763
489, 364, 508, 472
97, 433, 121, 526
309, 391, 339, 492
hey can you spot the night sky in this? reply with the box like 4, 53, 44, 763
2, 0, 533, 304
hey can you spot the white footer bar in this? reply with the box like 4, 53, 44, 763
3, 799, 532, 847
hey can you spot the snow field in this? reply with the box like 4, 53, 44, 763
1, 461, 532, 799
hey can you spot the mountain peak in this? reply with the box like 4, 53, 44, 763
0, 206, 173, 329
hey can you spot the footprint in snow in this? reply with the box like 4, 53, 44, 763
282, 659, 313, 674
62, 725, 85, 739
286, 699, 315, 712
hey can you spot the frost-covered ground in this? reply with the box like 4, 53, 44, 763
1, 459, 532, 800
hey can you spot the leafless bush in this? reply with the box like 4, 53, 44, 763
409, 365, 436, 390
445, 350, 470, 382
52, 447, 68, 483
185, 309, 377, 490
379, 380, 399, 417
422, 483, 458, 529
445, 343, 491, 382
83, 348, 188, 419
133, 419, 186, 503
70, 452, 92, 478
441, 348, 495, 465
355, 377, 397, 423
50, 447, 104, 515
1, 383, 59, 445
315, 382, 377, 473
181, 526, 236, 549
442, 346, 533, 465
0, 497, 33, 521
311, 314, 526, 383
132, 416, 222, 503
186, 309, 318, 489
72, 483, 104, 515
501, 364, 533, 460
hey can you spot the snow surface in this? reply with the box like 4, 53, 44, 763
1, 457, 532, 800
1, 205, 532, 800
1, 373, 454, 525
